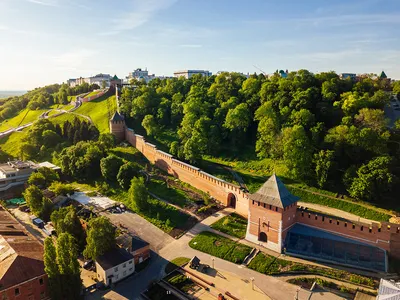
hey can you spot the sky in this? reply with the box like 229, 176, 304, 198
0, 0, 399, 90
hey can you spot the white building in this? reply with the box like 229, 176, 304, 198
173, 70, 212, 79
95, 248, 135, 286
126, 68, 155, 84
339, 73, 357, 80
67, 74, 112, 88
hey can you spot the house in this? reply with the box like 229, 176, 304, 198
116, 233, 150, 264
376, 278, 400, 299
173, 70, 212, 79
339, 73, 357, 80
0, 205, 50, 300
95, 248, 135, 286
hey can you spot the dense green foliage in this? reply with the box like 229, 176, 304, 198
23, 185, 53, 220
50, 206, 85, 250
117, 162, 141, 189
210, 213, 248, 239
119, 71, 398, 203
83, 216, 116, 260
44, 235, 82, 300
48, 181, 76, 196
189, 231, 252, 264
100, 154, 124, 181
128, 176, 148, 212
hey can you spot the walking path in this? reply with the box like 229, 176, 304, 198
298, 201, 375, 225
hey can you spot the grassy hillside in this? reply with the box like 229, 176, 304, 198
74, 94, 116, 133
0, 130, 25, 158
0, 109, 47, 132
48, 113, 86, 125
85, 89, 104, 98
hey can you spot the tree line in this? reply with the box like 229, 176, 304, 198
119, 71, 400, 203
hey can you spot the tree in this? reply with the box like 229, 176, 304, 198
355, 108, 389, 133
44, 238, 62, 300
128, 176, 148, 212
142, 114, 159, 137
282, 125, 313, 180
42, 130, 61, 148
348, 156, 397, 201
314, 150, 335, 188
98, 133, 115, 150
23, 185, 45, 216
56, 233, 82, 300
100, 155, 124, 181
117, 162, 140, 189
48, 181, 76, 196
224, 103, 251, 132
83, 216, 116, 260
37, 167, 60, 188
50, 205, 85, 249
28, 172, 46, 188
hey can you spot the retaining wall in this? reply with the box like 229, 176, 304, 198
81, 88, 108, 102
125, 128, 249, 217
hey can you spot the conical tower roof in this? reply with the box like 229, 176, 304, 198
249, 174, 299, 208
110, 111, 124, 122
380, 71, 387, 79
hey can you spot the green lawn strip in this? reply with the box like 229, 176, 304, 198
289, 186, 391, 222
108, 146, 148, 166
84, 90, 103, 98
165, 272, 196, 293
148, 178, 188, 207
248, 253, 377, 288
189, 231, 252, 264
210, 213, 248, 239
74, 94, 116, 133
287, 277, 377, 297
165, 257, 190, 274
0, 108, 47, 132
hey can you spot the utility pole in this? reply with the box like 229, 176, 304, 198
250, 277, 255, 290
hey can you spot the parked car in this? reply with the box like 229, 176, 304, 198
83, 260, 94, 270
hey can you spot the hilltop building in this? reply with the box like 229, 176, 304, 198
125, 68, 155, 84
0, 205, 50, 300
174, 70, 212, 79
67, 73, 112, 88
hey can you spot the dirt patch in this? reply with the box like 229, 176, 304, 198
169, 216, 198, 239
214, 241, 222, 247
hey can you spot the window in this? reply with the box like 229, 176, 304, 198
39, 278, 44, 285
252, 200, 254, 205
40, 292, 45, 299
123, 263, 126, 268
123, 271, 126, 276
15, 288, 20, 296
269, 205, 272, 210
257, 202, 260, 206
129, 268, 133, 272
129, 260, 133, 264
115, 275, 119, 280
275, 207, 278, 212
114, 267, 118, 272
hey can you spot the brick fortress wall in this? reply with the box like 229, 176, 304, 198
125, 128, 249, 217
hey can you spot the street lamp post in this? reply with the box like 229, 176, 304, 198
250, 277, 255, 290
212, 257, 215, 269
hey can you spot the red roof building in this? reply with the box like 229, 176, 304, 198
0, 205, 50, 300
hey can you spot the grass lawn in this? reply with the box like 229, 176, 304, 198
248, 252, 376, 288
74, 93, 116, 133
0, 130, 25, 158
166, 272, 197, 293
0, 108, 47, 132
84, 90, 104, 98
108, 146, 148, 166
148, 178, 188, 207
48, 113, 87, 125
210, 213, 248, 239
165, 257, 190, 274
189, 231, 252, 264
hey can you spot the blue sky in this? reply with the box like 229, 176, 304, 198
0, 0, 399, 90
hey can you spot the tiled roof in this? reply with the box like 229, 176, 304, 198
377, 279, 400, 300
249, 174, 299, 208
0, 206, 45, 291
116, 233, 149, 252
110, 111, 124, 122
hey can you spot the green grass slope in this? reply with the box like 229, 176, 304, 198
74, 94, 116, 133
0, 130, 25, 158
0, 109, 47, 132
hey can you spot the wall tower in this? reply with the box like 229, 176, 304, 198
110, 111, 126, 143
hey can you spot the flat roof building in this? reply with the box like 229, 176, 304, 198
174, 70, 212, 79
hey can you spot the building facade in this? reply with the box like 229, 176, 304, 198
95, 248, 135, 286
173, 70, 212, 79
0, 161, 38, 199
0, 205, 50, 300
67, 73, 112, 88
116, 233, 150, 264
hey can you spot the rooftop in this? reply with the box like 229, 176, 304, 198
110, 111, 124, 122
377, 279, 400, 300
96, 248, 133, 270
0, 206, 45, 291
249, 174, 299, 208
116, 233, 149, 252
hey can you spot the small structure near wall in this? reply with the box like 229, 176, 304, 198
95, 248, 134, 287
116, 233, 150, 265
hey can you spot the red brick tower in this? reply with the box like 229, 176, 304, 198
245, 174, 299, 253
109, 111, 126, 143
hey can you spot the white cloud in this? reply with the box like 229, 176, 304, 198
26, 0, 58, 6
112, 0, 177, 31
52, 49, 96, 71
